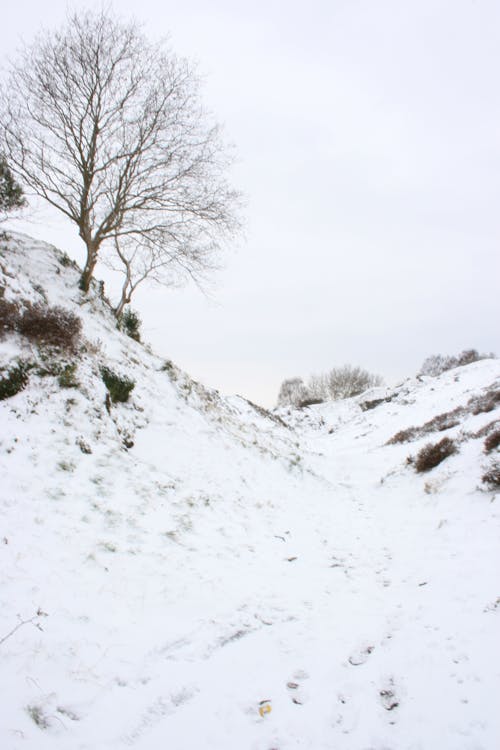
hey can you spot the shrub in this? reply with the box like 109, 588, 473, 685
472, 419, 500, 439
0, 157, 26, 221
0, 297, 20, 338
298, 397, 325, 408
18, 303, 82, 352
360, 396, 392, 411
100, 366, 135, 403
387, 426, 420, 445
422, 408, 463, 433
59, 252, 73, 268
468, 388, 500, 415
484, 430, 500, 454
0, 362, 29, 400
58, 363, 79, 388
482, 462, 500, 489
119, 307, 141, 342
387, 407, 464, 445
414, 437, 458, 472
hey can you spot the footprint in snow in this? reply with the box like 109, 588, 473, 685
287, 670, 310, 705
348, 645, 374, 666
379, 684, 399, 713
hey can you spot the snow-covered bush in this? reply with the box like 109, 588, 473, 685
58, 363, 79, 389
119, 307, 141, 342
414, 437, 458, 472
100, 366, 135, 404
467, 388, 500, 415
482, 461, 500, 488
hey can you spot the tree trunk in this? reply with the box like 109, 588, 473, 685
79, 241, 99, 293
114, 293, 131, 320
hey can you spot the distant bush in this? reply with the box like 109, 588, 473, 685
472, 419, 500, 440
387, 407, 464, 445
298, 397, 325, 408
0, 362, 29, 400
467, 388, 500, 415
277, 364, 383, 408
482, 462, 500, 489
422, 408, 463, 433
100, 366, 135, 403
414, 437, 458, 472
17, 303, 82, 352
419, 349, 495, 377
119, 307, 141, 342
387, 426, 420, 445
484, 430, 500, 454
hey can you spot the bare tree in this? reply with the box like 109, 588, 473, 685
325, 364, 383, 400
276, 377, 311, 408
419, 349, 495, 377
1, 10, 240, 293
277, 365, 383, 408
105, 225, 220, 319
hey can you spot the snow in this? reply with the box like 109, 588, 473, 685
1, 233, 499, 749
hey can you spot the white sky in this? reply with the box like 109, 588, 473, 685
3, 0, 500, 407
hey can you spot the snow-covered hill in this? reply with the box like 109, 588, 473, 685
1, 234, 499, 750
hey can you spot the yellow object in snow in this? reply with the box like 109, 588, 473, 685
259, 700, 272, 717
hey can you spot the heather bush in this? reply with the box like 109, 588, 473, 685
467, 389, 500, 415
482, 462, 500, 488
100, 366, 135, 403
387, 427, 418, 445
484, 430, 500, 454
18, 303, 82, 352
414, 437, 458, 472
0, 297, 20, 338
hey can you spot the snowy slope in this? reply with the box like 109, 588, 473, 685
1, 234, 499, 750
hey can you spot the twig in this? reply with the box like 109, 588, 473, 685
0, 609, 47, 647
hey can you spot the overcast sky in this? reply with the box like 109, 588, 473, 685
3, 0, 500, 407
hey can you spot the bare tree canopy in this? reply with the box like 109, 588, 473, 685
0, 10, 241, 294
